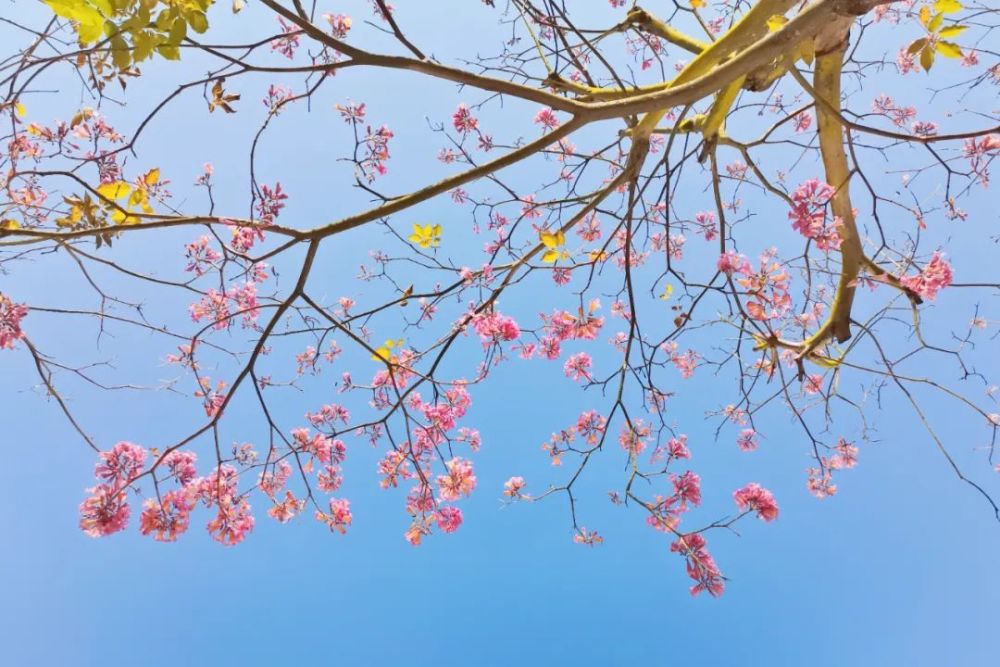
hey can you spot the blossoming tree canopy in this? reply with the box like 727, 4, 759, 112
2, 0, 998, 596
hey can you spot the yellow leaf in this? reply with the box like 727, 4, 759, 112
14, 102, 26, 117
690, 0, 705, 8
935, 40, 963, 58
660, 284, 674, 301
934, 0, 962, 14
766, 15, 788, 32
919, 5, 932, 26
143, 168, 160, 186
938, 24, 968, 38
908, 37, 928, 55
920, 45, 935, 72
539, 229, 568, 263
0, 219, 19, 230
97, 180, 131, 201
928, 12, 944, 33
407, 223, 441, 249
371, 338, 404, 362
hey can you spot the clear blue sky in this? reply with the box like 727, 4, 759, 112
2, 2, 999, 665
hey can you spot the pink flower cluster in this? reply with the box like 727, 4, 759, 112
503, 476, 526, 498
437, 457, 477, 501
316, 498, 353, 534
899, 252, 953, 301
470, 309, 521, 345
0, 293, 28, 350
189, 281, 259, 330
671, 533, 725, 597
808, 438, 859, 499
536, 301, 604, 360
184, 236, 221, 276
789, 179, 842, 251
733, 483, 779, 521
452, 103, 479, 134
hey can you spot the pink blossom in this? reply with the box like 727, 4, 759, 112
619, 421, 651, 456
576, 410, 607, 446
563, 351, 592, 381
733, 483, 779, 521
184, 236, 221, 276
435, 506, 463, 533
717, 251, 750, 276
163, 450, 198, 486
693, 211, 717, 240
324, 13, 352, 38
470, 309, 521, 344
452, 104, 479, 133
737, 429, 758, 452
533, 107, 560, 130
829, 437, 859, 469
789, 179, 842, 251
271, 18, 301, 59
268, 491, 304, 523
79, 484, 131, 537
671, 533, 724, 597
0, 293, 28, 349
139, 490, 194, 542
95, 441, 147, 489
793, 112, 812, 133
672, 470, 702, 507
207, 497, 255, 546
573, 528, 603, 546
911, 120, 938, 137
899, 251, 953, 300
436, 457, 476, 501
503, 476, 526, 497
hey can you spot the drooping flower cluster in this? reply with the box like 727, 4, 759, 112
671, 533, 725, 597
788, 179, 842, 251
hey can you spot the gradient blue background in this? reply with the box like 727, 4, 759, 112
2, 2, 998, 665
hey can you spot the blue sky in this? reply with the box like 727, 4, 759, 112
2, 2, 999, 665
